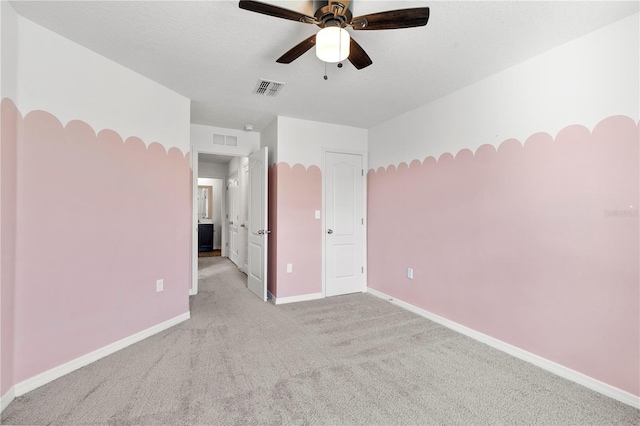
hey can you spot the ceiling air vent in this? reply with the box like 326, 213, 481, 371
254, 79, 285, 97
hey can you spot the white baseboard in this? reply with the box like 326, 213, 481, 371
366, 287, 640, 409
1, 387, 15, 413
13, 311, 190, 398
273, 292, 323, 305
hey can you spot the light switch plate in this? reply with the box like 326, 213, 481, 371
315, 210, 321, 219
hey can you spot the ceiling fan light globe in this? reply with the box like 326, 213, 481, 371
316, 27, 350, 63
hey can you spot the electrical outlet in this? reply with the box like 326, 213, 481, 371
287, 263, 293, 273
156, 279, 164, 292
407, 268, 413, 280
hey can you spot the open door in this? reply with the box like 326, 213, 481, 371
228, 173, 239, 266
247, 147, 268, 301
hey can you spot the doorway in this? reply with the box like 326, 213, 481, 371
197, 177, 223, 257
192, 153, 249, 295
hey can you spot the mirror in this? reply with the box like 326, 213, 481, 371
198, 185, 213, 220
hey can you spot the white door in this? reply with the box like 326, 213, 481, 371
242, 161, 250, 273
247, 147, 268, 301
228, 173, 239, 265
325, 152, 364, 297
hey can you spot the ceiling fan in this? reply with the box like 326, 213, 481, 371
239, 0, 430, 70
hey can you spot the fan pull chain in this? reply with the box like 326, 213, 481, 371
324, 61, 328, 80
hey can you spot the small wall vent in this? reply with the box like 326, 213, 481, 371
212, 133, 226, 145
212, 133, 239, 147
254, 79, 285, 97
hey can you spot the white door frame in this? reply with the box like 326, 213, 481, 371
321, 148, 368, 298
191, 149, 246, 296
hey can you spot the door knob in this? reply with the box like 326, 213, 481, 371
327, 229, 333, 234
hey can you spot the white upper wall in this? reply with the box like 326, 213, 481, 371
1, 1, 18, 101
15, 15, 190, 152
369, 13, 639, 170
191, 123, 260, 157
277, 116, 368, 168
261, 118, 278, 166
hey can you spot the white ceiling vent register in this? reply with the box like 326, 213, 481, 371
254, 79, 285, 97
212, 133, 238, 147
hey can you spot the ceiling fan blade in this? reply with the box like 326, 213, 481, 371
348, 37, 372, 70
239, 0, 315, 23
351, 7, 430, 30
276, 34, 317, 64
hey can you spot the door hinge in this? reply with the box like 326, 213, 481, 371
361, 267, 364, 273
361, 169, 364, 176
361, 218, 364, 225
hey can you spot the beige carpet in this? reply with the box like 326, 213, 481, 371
3, 257, 639, 425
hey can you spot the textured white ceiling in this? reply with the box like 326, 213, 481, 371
10, 1, 639, 132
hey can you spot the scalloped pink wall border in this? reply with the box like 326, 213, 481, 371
367, 115, 639, 396
1, 99, 19, 395
3, 99, 192, 384
271, 163, 322, 298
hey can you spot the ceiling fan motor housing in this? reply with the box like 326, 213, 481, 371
313, 0, 353, 27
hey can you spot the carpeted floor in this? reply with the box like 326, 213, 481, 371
3, 257, 639, 425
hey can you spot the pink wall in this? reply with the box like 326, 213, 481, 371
267, 164, 278, 297
1, 99, 18, 395
7, 100, 191, 383
368, 116, 639, 396
272, 163, 322, 299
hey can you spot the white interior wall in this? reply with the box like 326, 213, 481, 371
261, 118, 278, 165
191, 124, 260, 157
277, 116, 367, 167
1, 1, 18, 101
368, 13, 639, 169
15, 16, 190, 152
